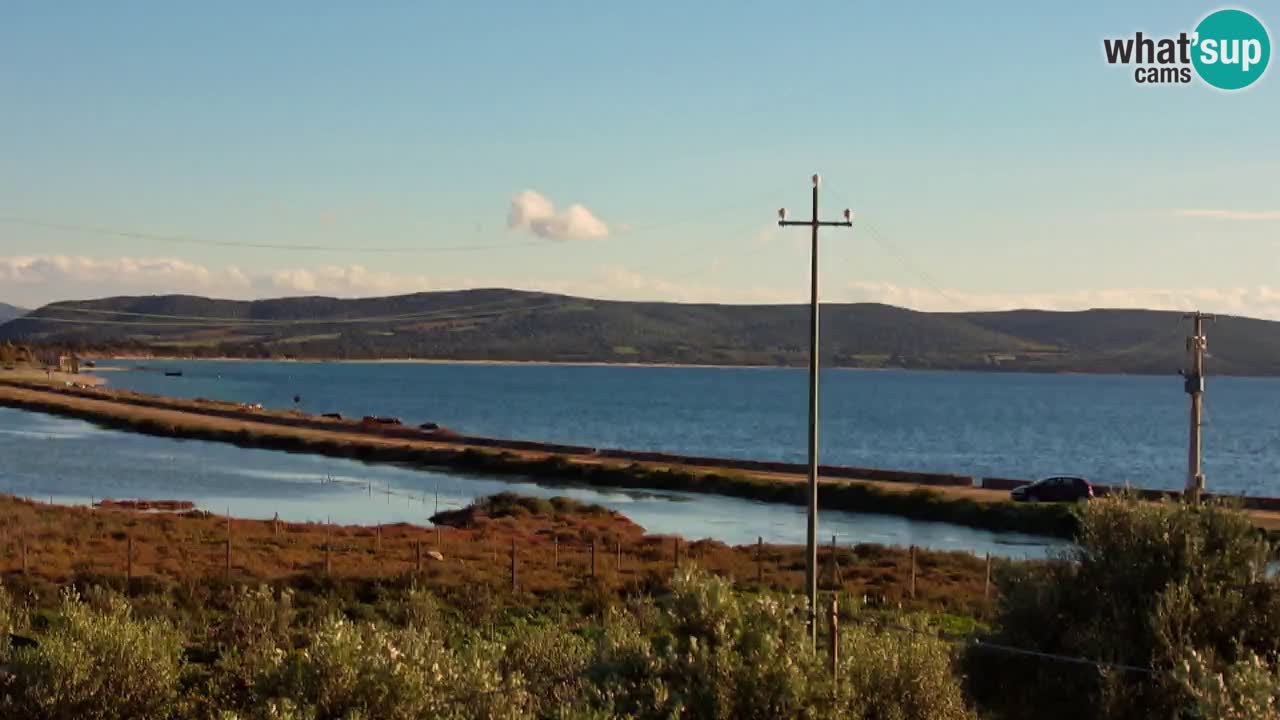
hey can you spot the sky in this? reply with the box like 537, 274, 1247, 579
1, 2, 1278, 316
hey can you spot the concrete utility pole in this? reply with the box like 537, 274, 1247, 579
1183, 311, 1214, 501
778, 174, 853, 647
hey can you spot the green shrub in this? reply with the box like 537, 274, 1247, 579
0, 582, 17, 658
834, 618, 974, 720
967, 494, 1280, 719
1174, 647, 1280, 719
501, 621, 592, 714
3, 587, 185, 720
594, 567, 973, 720
261, 615, 530, 720
206, 585, 295, 711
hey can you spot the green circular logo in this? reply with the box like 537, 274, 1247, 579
1192, 9, 1271, 90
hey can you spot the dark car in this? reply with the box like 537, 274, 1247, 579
1011, 476, 1094, 503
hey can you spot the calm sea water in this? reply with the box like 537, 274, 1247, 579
95, 360, 1280, 496
0, 407, 1060, 558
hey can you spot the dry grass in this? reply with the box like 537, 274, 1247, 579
0, 494, 998, 617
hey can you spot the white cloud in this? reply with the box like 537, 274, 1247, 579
507, 190, 609, 241
0, 255, 435, 306
0, 255, 251, 302
1174, 209, 1280, 221
839, 281, 1280, 318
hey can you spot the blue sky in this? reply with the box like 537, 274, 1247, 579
1, 2, 1277, 315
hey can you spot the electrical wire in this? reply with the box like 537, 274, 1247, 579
0, 216, 550, 254
841, 613, 1160, 676
0, 187, 789, 255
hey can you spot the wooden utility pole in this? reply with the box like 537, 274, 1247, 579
1183, 311, 1214, 501
779, 174, 854, 647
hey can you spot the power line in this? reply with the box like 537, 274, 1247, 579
842, 614, 1159, 676
0, 216, 549, 254
1, 191, 788, 256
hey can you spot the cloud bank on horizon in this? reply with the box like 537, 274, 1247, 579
3, 254, 1280, 321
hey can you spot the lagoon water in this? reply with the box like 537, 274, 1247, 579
5, 360, 1279, 558
0, 407, 1060, 558
95, 360, 1280, 496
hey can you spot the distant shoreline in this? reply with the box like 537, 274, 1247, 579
87, 354, 1160, 376
95, 355, 799, 371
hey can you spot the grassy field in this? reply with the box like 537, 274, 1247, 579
0, 492, 998, 619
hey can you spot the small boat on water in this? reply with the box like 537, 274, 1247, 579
164, 370, 183, 377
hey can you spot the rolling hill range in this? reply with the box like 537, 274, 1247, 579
0, 302, 26, 324
2, 289, 1278, 375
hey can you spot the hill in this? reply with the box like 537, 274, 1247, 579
1, 289, 1276, 375
0, 302, 26, 323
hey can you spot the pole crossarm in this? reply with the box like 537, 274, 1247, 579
779, 220, 854, 228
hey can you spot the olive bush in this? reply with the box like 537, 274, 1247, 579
259, 614, 530, 720
2, 587, 185, 720
834, 618, 974, 720
1174, 647, 1280, 720
594, 567, 972, 720
967, 495, 1280, 720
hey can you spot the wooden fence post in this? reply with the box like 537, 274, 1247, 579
984, 553, 992, 605
757, 536, 764, 585
909, 545, 917, 600
416, 539, 423, 574
830, 534, 838, 588
510, 538, 517, 591
376, 525, 382, 554
674, 537, 680, 570
225, 511, 233, 582
828, 593, 839, 687
553, 537, 559, 568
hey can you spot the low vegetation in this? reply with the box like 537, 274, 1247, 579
3, 492, 1277, 718
968, 493, 1280, 719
